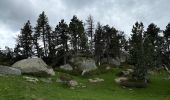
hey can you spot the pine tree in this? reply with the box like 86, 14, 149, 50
80, 32, 88, 53
46, 24, 56, 59
86, 15, 95, 53
94, 22, 104, 65
110, 27, 120, 58
69, 15, 85, 54
32, 30, 42, 57
15, 20, 33, 58
164, 23, 170, 51
35, 11, 51, 57
103, 25, 120, 62
14, 43, 22, 59
144, 23, 161, 68
163, 23, 170, 63
130, 22, 146, 80
103, 25, 111, 62
55, 19, 69, 64
119, 32, 128, 51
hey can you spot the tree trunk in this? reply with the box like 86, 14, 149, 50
42, 26, 47, 57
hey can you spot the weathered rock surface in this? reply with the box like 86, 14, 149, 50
70, 57, 97, 75
119, 51, 129, 63
68, 80, 78, 87
23, 76, 39, 83
101, 58, 120, 66
116, 69, 134, 77
60, 64, 73, 71
115, 77, 128, 84
12, 58, 55, 76
0, 65, 21, 75
88, 78, 104, 83
109, 58, 121, 66
101, 51, 129, 66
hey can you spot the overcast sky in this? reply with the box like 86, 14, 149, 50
0, 0, 170, 49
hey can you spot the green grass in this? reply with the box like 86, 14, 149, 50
0, 69, 170, 100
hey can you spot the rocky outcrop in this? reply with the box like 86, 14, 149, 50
109, 58, 121, 66
0, 65, 21, 75
119, 51, 129, 63
101, 58, 120, 66
101, 51, 129, 66
12, 58, 55, 76
60, 64, 73, 71
70, 57, 97, 75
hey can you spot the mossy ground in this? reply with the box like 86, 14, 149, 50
0, 68, 170, 100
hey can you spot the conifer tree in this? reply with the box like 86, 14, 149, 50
69, 15, 85, 54
94, 23, 104, 65
130, 22, 146, 80
35, 11, 51, 57
144, 23, 161, 68
163, 23, 170, 63
15, 20, 33, 58
55, 19, 69, 64
103, 25, 120, 62
86, 15, 95, 53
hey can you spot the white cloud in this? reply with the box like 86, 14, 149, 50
0, 0, 170, 49
0, 24, 19, 49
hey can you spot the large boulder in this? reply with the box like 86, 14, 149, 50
12, 58, 55, 76
60, 64, 73, 71
101, 51, 129, 66
101, 58, 120, 66
70, 57, 97, 75
109, 58, 121, 66
0, 65, 21, 75
119, 51, 129, 63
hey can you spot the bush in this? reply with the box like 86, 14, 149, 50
59, 73, 73, 82
120, 80, 147, 88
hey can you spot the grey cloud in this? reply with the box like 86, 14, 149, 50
62, 0, 98, 9
0, 0, 36, 31
0, 0, 170, 48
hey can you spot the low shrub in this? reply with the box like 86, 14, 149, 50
120, 80, 147, 88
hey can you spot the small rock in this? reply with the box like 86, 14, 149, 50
95, 77, 104, 82
89, 79, 97, 83
23, 76, 39, 83
106, 66, 111, 70
164, 76, 170, 80
88, 78, 104, 83
68, 80, 78, 87
115, 77, 128, 84
82, 85, 86, 88
126, 69, 134, 73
